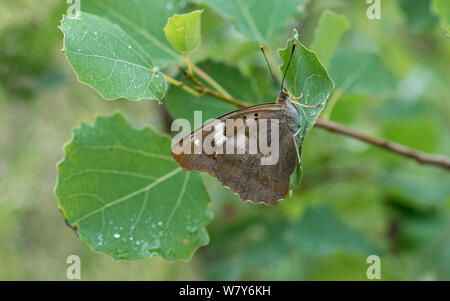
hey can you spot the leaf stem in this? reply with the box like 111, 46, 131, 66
164, 75, 202, 97
185, 54, 194, 77
191, 63, 233, 99
176, 64, 252, 108
194, 85, 252, 108
179, 63, 204, 88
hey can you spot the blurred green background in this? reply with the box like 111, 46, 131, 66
0, 0, 449, 280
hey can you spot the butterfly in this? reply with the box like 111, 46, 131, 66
171, 41, 319, 206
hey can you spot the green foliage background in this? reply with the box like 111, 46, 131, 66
0, 0, 449, 280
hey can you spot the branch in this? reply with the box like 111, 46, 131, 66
315, 119, 450, 170
191, 63, 234, 99
178, 65, 252, 108
164, 75, 202, 97
169, 66, 450, 171
194, 86, 251, 108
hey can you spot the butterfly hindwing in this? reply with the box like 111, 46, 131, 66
171, 103, 298, 206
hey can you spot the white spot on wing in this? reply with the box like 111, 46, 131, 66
214, 134, 227, 146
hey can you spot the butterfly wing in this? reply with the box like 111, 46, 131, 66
171, 103, 298, 206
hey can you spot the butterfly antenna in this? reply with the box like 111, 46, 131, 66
280, 40, 296, 90
260, 45, 277, 86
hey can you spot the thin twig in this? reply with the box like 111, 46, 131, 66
178, 65, 252, 108
315, 119, 450, 170
177, 64, 205, 88
191, 63, 233, 99
164, 75, 202, 97
195, 85, 251, 108
185, 54, 194, 78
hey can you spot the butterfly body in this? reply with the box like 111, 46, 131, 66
171, 89, 302, 206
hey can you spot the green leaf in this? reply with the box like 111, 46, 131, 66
59, 13, 167, 101
164, 10, 203, 52
311, 10, 350, 68
279, 30, 333, 190
192, 8, 261, 66
55, 114, 212, 261
279, 29, 334, 147
431, 0, 450, 35
329, 49, 396, 95
82, 0, 185, 67
196, 0, 307, 45
397, 0, 438, 32
286, 206, 374, 255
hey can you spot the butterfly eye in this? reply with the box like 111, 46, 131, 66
261, 176, 270, 186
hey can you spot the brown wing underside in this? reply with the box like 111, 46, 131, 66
171, 104, 298, 206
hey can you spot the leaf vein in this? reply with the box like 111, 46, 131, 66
62, 169, 158, 184
73, 168, 183, 224
79, 144, 173, 161
66, 51, 153, 72
93, 2, 181, 60
164, 172, 190, 232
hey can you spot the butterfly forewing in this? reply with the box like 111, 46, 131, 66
171, 104, 298, 206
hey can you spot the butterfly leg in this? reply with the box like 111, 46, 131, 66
291, 92, 303, 101
291, 134, 301, 166
291, 100, 322, 108
291, 92, 322, 108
